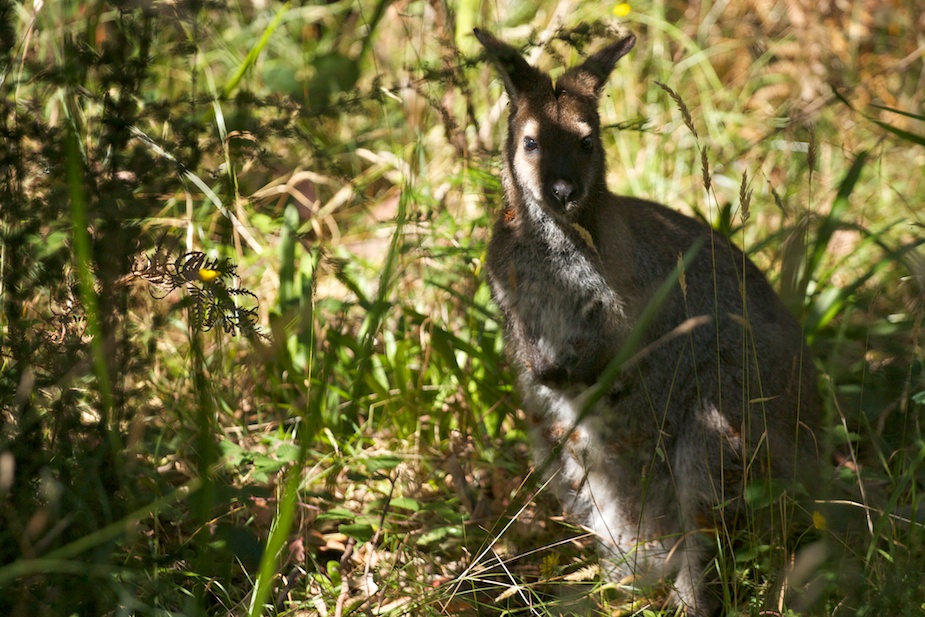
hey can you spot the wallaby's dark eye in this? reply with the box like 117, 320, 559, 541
523, 137, 538, 152
580, 136, 594, 152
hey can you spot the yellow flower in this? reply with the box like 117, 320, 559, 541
198, 268, 221, 283
540, 553, 560, 578
812, 510, 828, 531
613, 2, 631, 17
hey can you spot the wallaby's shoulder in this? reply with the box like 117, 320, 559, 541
587, 195, 714, 276
590, 195, 707, 247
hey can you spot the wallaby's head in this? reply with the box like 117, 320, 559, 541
475, 28, 635, 220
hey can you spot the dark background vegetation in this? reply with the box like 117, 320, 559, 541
1, 0, 923, 615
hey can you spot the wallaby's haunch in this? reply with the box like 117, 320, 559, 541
475, 28, 821, 615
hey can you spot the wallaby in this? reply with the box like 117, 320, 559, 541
475, 28, 822, 615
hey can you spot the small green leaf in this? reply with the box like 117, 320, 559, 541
327, 560, 342, 586
830, 424, 860, 444
275, 443, 300, 463
219, 440, 245, 466
339, 523, 375, 543
388, 497, 419, 512
316, 508, 355, 522
416, 525, 462, 546
346, 470, 369, 482
364, 456, 402, 474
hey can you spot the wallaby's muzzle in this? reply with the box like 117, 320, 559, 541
550, 178, 576, 207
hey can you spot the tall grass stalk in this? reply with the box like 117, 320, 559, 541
64, 126, 119, 464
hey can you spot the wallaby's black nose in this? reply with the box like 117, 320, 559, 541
551, 179, 575, 205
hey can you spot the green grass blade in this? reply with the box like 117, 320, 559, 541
806, 235, 925, 337
0, 478, 201, 587
64, 126, 118, 457
247, 464, 302, 617
278, 203, 299, 308
345, 162, 410, 421
869, 102, 925, 122
802, 151, 868, 300
223, 1, 291, 99
871, 118, 925, 148
581, 237, 705, 415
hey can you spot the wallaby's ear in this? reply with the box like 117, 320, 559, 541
475, 28, 549, 103
560, 34, 636, 98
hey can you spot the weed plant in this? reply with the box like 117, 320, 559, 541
0, 1, 923, 615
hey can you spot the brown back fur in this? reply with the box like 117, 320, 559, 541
475, 28, 821, 616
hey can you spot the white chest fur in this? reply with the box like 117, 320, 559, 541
521, 378, 673, 582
